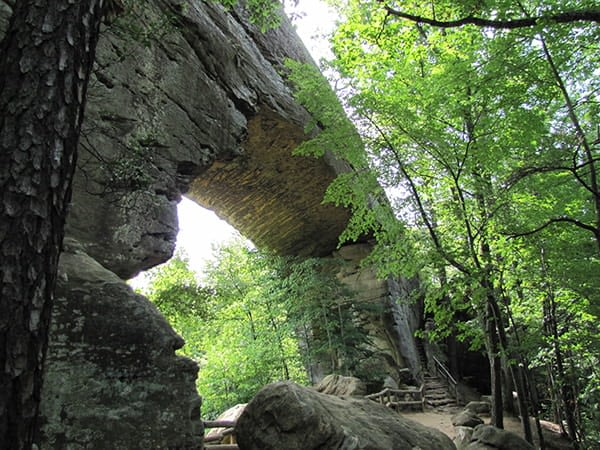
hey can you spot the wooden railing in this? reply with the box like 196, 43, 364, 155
204, 420, 239, 450
431, 356, 459, 404
365, 385, 425, 412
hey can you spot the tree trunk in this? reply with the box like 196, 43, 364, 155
540, 247, 580, 447
547, 294, 579, 446
511, 363, 533, 443
501, 358, 515, 415
0, 1, 106, 448
486, 304, 504, 428
523, 365, 546, 450
509, 277, 546, 448
488, 293, 533, 443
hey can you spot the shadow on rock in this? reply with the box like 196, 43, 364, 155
234, 381, 455, 450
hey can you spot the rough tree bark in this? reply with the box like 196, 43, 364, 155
0, 1, 107, 448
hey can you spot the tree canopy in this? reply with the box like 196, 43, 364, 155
287, 0, 599, 446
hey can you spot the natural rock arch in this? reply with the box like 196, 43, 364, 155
187, 107, 350, 257
1, 1, 422, 448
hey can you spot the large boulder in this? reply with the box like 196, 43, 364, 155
314, 374, 367, 397
464, 401, 491, 415
452, 410, 485, 428
40, 239, 202, 449
235, 381, 455, 450
465, 424, 535, 450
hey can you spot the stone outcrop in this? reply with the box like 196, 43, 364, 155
235, 381, 456, 450
41, 239, 202, 449
465, 424, 535, 450
452, 410, 485, 428
464, 401, 491, 415
330, 244, 424, 385
66, 0, 351, 279
314, 374, 367, 397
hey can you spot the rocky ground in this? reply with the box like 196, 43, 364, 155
402, 407, 574, 450
402, 408, 517, 439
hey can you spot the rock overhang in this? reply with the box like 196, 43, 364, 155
188, 107, 351, 257
59, 0, 352, 277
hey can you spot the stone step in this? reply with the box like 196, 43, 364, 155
425, 383, 446, 389
425, 388, 448, 394
425, 386, 447, 391
426, 392, 451, 400
422, 376, 457, 409
425, 386, 448, 392
427, 398, 457, 407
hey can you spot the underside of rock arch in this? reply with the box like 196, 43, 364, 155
188, 107, 351, 257
0, 1, 422, 448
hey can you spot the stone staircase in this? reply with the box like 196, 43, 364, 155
415, 338, 460, 409
423, 375, 458, 409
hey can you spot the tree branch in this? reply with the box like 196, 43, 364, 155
509, 216, 598, 238
365, 117, 471, 275
382, 6, 600, 29
505, 156, 600, 192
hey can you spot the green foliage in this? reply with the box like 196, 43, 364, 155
286, 0, 598, 444
141, 240, 374, 419
113, 0, 283, 40
141, 244, 306, 418
267, 255, 379, 378
142, 254, 214, 318
105, 130, 160, 191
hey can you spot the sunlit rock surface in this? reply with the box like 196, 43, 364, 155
235, 381, 456, 450
65, 0, 350, 278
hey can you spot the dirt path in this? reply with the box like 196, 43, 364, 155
402, 408, 574, 449
401, 408, 527, 441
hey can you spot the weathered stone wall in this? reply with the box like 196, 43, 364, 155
42, 239, 202, 449
332, 244, 423, 387
66, 0, 350, 279
386, 275, 424, 381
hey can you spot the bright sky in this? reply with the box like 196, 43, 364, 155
170, 1, 338, 276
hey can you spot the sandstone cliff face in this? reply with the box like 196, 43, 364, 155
42, 239, 202, 449
67, 0, 350, 279
331, 244, 423, 386
1, 1, 423, 447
